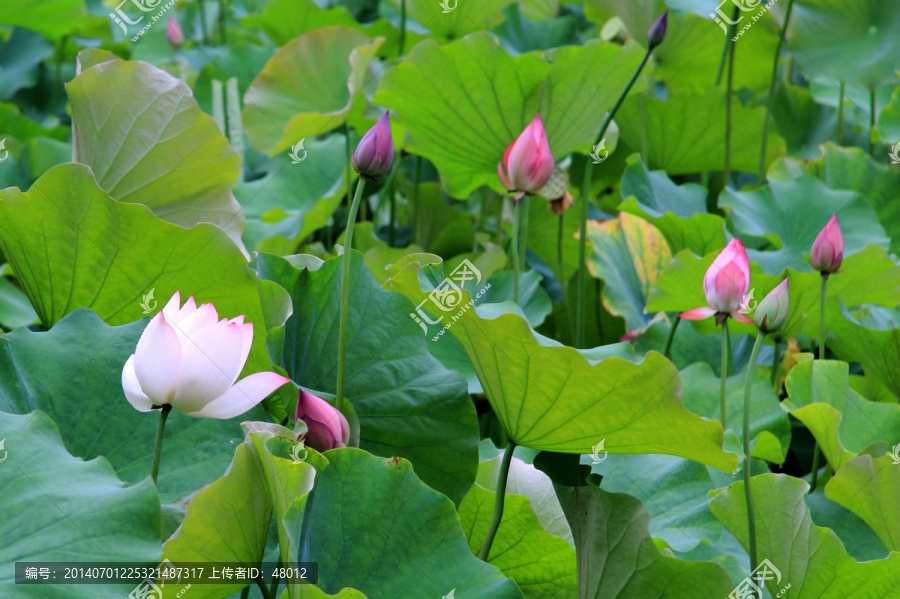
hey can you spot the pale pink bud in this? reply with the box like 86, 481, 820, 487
295, 389, 350, 451
810, 215, 843, 274
166, 17, 185, 47
754, 279, 789, 333
680, 239, 752, 323
352, 112, 394, 180
497, 114, 555, 197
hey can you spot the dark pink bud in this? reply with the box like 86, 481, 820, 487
166, 17, 184, 47
497, 114, 555, 197
352, 112, 394, 179
648, 11, 668, 49
295, 389, 349, 451
810, 215, 843, 274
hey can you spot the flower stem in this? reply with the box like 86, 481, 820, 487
255, 575, 273, 599
743, 330, 765, 587
399, 0, 407, 54
477, 440, 516, 561
758, 0, 795, 183
663, 315, 681, 359
715, 6, 741, 86
724, 30, 737, 185
810, 273, 828, 493
556, 213, 565, 288
836, 81, 845, 143
770, 338, 782, 391
516, 195, 531, 304
336, 176, 368, 413
150, 404, 172, 485
720, 318, 731, 429
576, 47, 653, 347
869, 88, 876, 157
344, 126, 353, 209
512, 198, 522, 304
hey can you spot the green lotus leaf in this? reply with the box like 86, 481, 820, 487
825, 454, 900, 552
830, 312, 900, 400
0, 0, 86, 40
384, 0, 512, 42
243, 0, 395, 49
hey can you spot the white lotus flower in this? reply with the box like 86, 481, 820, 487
122, 291, 290, 419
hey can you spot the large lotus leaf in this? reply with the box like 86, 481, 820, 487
825, 454, 900, 552
525, 194, 585, 285
161, 442, 272, 599
616, 90, 785, 176
495, 4, 580, 54
243, 27, 383, 156
0, 28, 54, 100
0, 164, 277, 388
460, 484, 577, 598
769, 144, 900, 255
0, 0, 85, 40
805, 492, 889, 562
0, 271, 37, 329
618, 156, 725, 256
720, 174, 888, 273
554, 480, 734, 598
680, 363, 791, 465
0, 309, 268, 502
788, 0, 900, 89
385, 255, 737, 471
253, 252, 479, 504
0, 102, 68, 142
374, 34, 644, 198
830, 312, 900, 400
235, 134, 347, 254
297, 448, 523, 598
68, 56, 246, 249
243, 0, 395, 48
782, 359, 900, 471
586, 213, 671, 333
384, 0, 512, 41
0, 411, 161, 598
711, 473, 900, 598
590, 453, 722, 553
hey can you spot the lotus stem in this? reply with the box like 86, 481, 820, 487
663, 315, 681, 359
759, 0, 794, 183
770, 338, 781, 391
336, 176, 367, 413
869, 88, 876, 156
512, 198, 522, 304
715, 6, 740, 86
399, 0, 407, 55
836, 82, 845, 143
743, 330, 765, 593
810, 273, 828, 493
724, 30, 737, 185
720, 319, 731, 428
150, 404, 172, 485
478, 440, 516, 561
516, 195, 531, 304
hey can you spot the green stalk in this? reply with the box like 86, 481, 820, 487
413, 155, 422, 243
477, 440, 516, 560
724, 29, 737, 185
255, 576, 273, 599
770, 338, 782, 391
662, 315, 681, 359
217, 0, 227, 44
399, 0, 407, 55
720, 319, 730, 429
758, 0, 795, 183
150, 404, 172, 484
743, 330, 765, 586
517, 195, 531, 304
836, 82, 845, 143
715, 6, 741, 86
576, 47, 653, 347
556, 213, 565, 288
869, 88, 876, 156
198, 0, 209, 44
240, 586, 250, 599
388, 174, 396, 247
345, 126, 353, 209
512, 198, 522, 304
335, 177, 368, 413
810, 273, 828, 493
268, 574, 279, 599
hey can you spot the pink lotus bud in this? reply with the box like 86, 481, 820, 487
754, 279, 789, 333
680, 239, 752, 323
295, 389, 350, 451
166, 17, 185, 47
498, 114, 555, 197
810, 215, 843, 274
648, 11, 668, 49
352, 112, 394, 180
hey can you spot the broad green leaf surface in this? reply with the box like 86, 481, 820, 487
782, 359, 900, 470
830, 314, 900, 404
554, 480, 734, 598
526, 194, 585, 284
825, 454, 900, 552
255, 253, 479, 504
374, 35, 644, 198
720, 175, 888, 273
788, 0, 900, 88
410, 182, 475, 257
0, 164, 276, 383
616, 90, 785, 176
243, 0, 395, 48
711, 474, 900, 598
680, 363, 791, 464
0, 0, 86, 40
243, 27, 383, 156
805, 492, 888, 562
386, 256, 738, 471
586, 213, 671, 333
0, 273, 37, 329
385, 0, 512, 41
0, 411, 161, 598
0, 309, 268, 503
590, 453, 722, 553
0, 29, 53, 100
68, 57, 246, 248
460, 485, 577, 598
0, 102, 68, 142
496, 4, 579, 54
618, 156, 725, 256
298, 449, 523, 598
161, 442, 271, 599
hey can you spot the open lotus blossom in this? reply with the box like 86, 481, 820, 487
810, 214, 843, 274
352, 112, 394, 180
295, 389, 350, 451
680, 239, 752, 324
122, 291, 290, 419
498, 114, 555, 199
